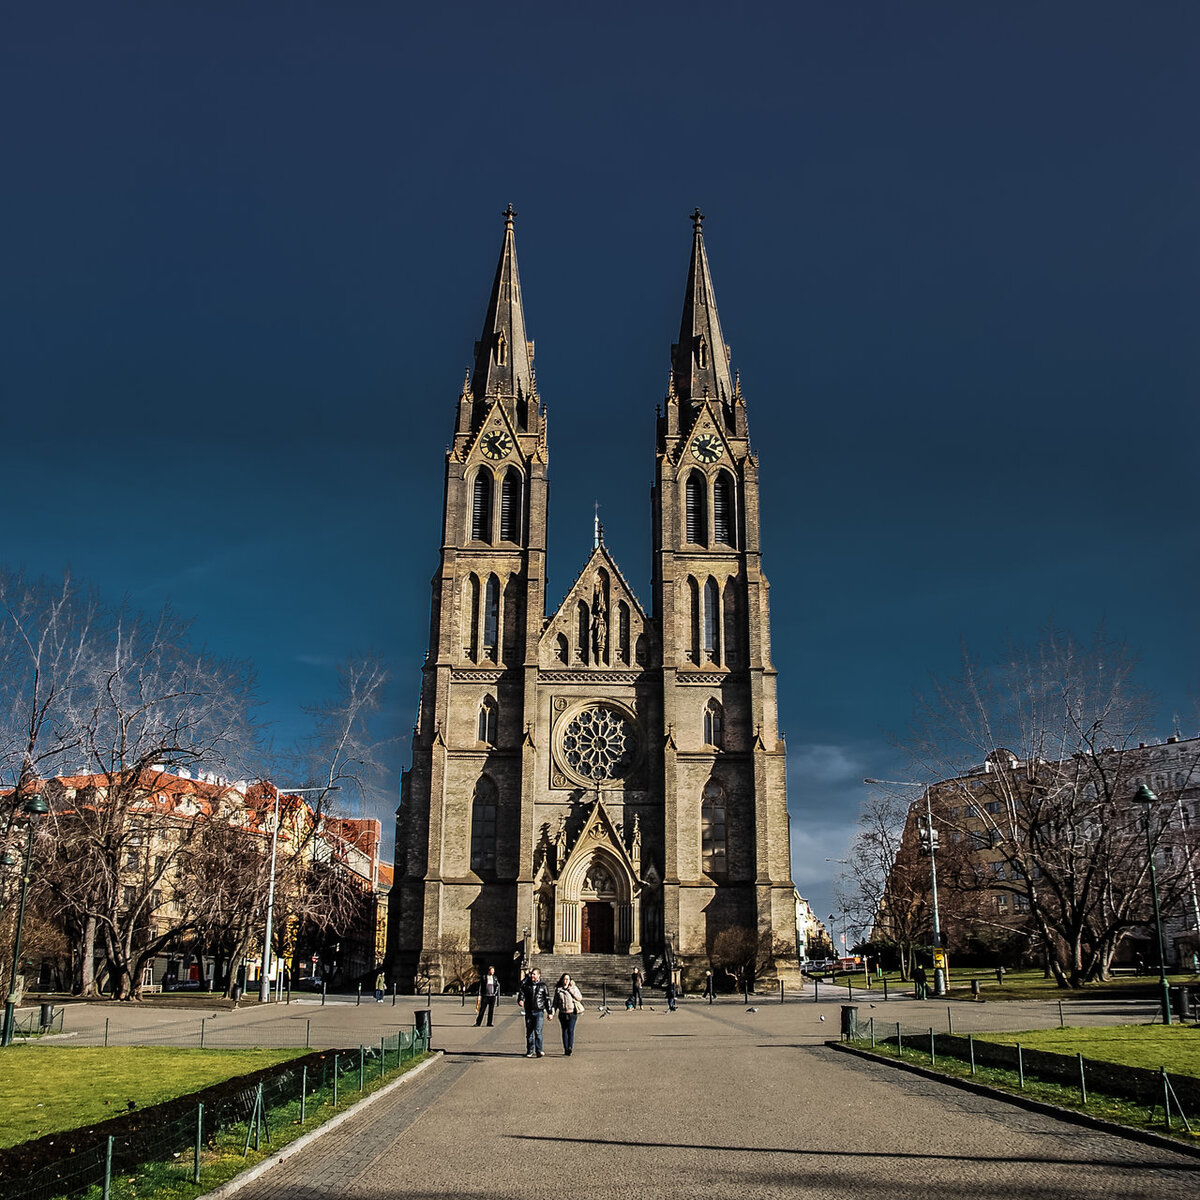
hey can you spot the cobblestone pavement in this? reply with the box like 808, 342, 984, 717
216, 995, 1198, 1200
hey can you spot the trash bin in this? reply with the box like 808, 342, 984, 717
970, 980, 980, 999
38, 1003, 55, 1031
414, 1008, 432, 1044
1169, 986, 1192, 1020
840, 1004, 858, 1041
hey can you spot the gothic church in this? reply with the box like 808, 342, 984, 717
389, 208, 798, 991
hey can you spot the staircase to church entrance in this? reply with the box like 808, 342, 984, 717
530, 952, 642, 998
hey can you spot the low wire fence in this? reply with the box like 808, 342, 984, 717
841, 1014, 1197, 1134
2, 1026, 429, 1200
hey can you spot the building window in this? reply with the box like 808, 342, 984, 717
985, 800, 1003, 815
994, 893, 1008, 911
470, 776, 498, 875
723, 577, 740, 666
688, 578, 700, 663
478, 696, 498, 745
701, 780, 727, 875
500, 469, 522, 542
463, 574, 480, 660
483, 575, 499, 656
576, 601, 590, 663
713, 471, 736, 547
703, 577, 720, 659
617, 601, 631, 664
495, 332, 507, 365
704, 699, 724, 748
1013, 894, 1030, 913
471, 471, 493, 542
685, 471, 707, 545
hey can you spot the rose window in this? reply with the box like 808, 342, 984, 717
559, 704, 637, 782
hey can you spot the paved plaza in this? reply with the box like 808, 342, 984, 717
31, 990, 1200, 1198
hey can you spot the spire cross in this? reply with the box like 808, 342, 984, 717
503, 203, 517, 229
690, 207, 704, 232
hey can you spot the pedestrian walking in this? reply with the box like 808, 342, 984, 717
374, 970, 385, 1003
913, 963, 927, 1000
475, 965, 500, 1027
666, 977, 678, 1011
517, 967, 553, 1057
704, 970, 715, 1003
553, 972, 585, 1056
631, 965, 644, 1009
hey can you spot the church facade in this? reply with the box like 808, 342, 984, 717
389, 208, 799, 991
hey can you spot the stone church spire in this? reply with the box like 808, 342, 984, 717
670, 208, 734, 409
470, 204, 534, 404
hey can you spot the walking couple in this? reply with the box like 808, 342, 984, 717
517, 968, 585, 1057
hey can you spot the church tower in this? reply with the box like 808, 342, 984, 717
389, 210, 799, 991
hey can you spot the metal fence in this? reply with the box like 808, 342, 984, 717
2, 1026, 429, 1200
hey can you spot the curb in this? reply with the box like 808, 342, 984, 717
827, 1040, 1200, 1160
201, 1051, 444, 1198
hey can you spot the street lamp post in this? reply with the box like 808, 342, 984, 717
865, 778, 946, 996
258, 784, 337, 1004
1134, 784, 1172, 1026
3, 794, 50, 1046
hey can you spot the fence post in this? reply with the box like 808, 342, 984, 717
306, 1019, 311, 1049
946, 1005, 952, 1035
1078, 1053, 1087, 1105
814, 979, 819, 1004
200, 1018, 206, 1050
333, 1053, 339, 1106
103, 1135, 114, 1200
359, 1046, 365, 1091
602, 982, 607, 1011
301, 1065, 307, 1123
357, 982, 362, 1006
380, 1037, 386, 1078
779, 979, 784, 1004
392, 982, 397, 1007
194, 1103, 203, 1184
883, 977, 888, 1001
968, 1034, 975, 1075
869, 1016, 875, 1048
896, 1022, 902, 1057
1017, 1043, 1024, 1089
929, 1027, 935, 1067
321, 982, 327, 1006
104, 1017, 110, 1047
1058, 1000, 1065, 1029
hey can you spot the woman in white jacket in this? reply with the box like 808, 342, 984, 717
553, 973, 585, 1056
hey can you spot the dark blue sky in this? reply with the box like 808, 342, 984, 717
4, 3, 1197, 927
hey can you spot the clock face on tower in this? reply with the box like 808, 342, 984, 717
481, 430, 513, 460
690, 433, 722, 464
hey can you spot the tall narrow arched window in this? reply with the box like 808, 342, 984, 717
471, 471, 493, 543
688, 577, 701, 663
500, 469, 522, 542
617, 601, 631, 664
704, 699, 724, 748
723, 576, 741, 667
502, 575, 520, 662
701, 780, 727, 875
685, 471, 707, 545
495, 332, 507, 365
576, 600, 590, 664
463, 574, 480, 661
697, 338, 708, 369
703, 577, 720, 659
477, 696, 498, 745
483, 574, 499, 656
713, 471, 736, 547
470, 776, 498, 875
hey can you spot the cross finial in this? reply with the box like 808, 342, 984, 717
503, 203, 517, 229
690, 207, 704, 232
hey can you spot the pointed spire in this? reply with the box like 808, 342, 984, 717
670, 208, 734, 408
470, 204, 534, 402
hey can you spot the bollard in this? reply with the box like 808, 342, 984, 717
392, 982, 398, 1006
461, 988, 465, 1008
104, 1017, 110, 1047
200, 1018, 206, 1050
193, 1103, 203, 1184
814, 978, 820, 1003
602, 982, 607, 1011
321, 982, 327, 1006
1017, 1042, 1024, 1088
357, 982, 362, 1006
779, 979, 784, 1004
1058, 1000, 1065, 1028
883, 977, 889, 1001
742, 979, 748, 1003
306, 1019, 311, 1049
946, 1005, 952, 1035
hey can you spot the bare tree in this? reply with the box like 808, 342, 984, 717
904, 626, 1199, 987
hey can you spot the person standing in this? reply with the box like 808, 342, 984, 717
631, 965, 643, 1009
913, 963, 927, 1000
554, 972, 585, 1056
517, 967, 553, 1057
703, 970, 715, 1003
666, 977, 678, 1011
475, 965, 500, 1027
374, 970, 385, 1003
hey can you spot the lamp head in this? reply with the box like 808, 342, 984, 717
1133, 784, 1158, 806
23, 795, 49, 818
1, 850, 17, 868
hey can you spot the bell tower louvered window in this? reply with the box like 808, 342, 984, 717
471, 471, 493, 543
713, 471, 735, 547
685, 471, 707, 545
688, 577, 701, 663
500, 469, 522, 542
463, 575, 480, 661
483, 575, 499, 656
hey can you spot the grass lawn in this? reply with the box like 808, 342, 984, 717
0, 1047, 305, 1149
978, 1025, 1200, 1076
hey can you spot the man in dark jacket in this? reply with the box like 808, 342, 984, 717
475, 964, 500, 1028
517, 967, 553, 1057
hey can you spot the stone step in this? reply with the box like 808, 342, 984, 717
530, 952, 653, 996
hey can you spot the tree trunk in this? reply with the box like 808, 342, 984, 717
78, 916, 101, 997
